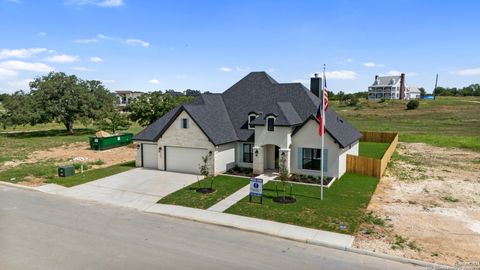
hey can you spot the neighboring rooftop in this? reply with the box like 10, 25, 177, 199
134, 72, 361, 148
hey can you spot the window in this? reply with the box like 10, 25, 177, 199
181, 118, 189, 129
248, 114, 257, 129
302, 148, 322, 170
242, 144, 253, 163
267, 117, 274, 131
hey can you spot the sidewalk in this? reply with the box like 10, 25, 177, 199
145, 203, 355, 248
207, 172, 276, 212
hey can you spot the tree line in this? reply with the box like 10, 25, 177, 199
433, 84, 480, 96
0, 72, 196, 134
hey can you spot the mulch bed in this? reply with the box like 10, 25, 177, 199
272, 196, 296, 204
196, 187, 216, 194
225, 166, 259, 178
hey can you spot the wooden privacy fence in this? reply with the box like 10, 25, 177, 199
346, 132, 399, 178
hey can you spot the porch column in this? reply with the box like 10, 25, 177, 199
279, 148, 291, 173
253, 146, 264, 175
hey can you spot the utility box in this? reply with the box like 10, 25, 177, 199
58, 165, 75, 177
89, 132, 133, 150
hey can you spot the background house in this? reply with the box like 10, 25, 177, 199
368, 73, 417, 100
115, 90, 144, 107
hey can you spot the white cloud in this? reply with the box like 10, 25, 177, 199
346, 58, 353, 63
454, 68, 480, 77
0, 48, 47, 60
149, 79, 160, 85
125, 39, 150, 48
266, 68, 276, 73
71, 66, 94, 72
324, 70, 357, 80
0, 60, 54, 72
65, 0, 124, 7
7, 79, 31, 89
102, 79, 115, 84
235, 66, 251, 72
37, 32, 47, 37
364, 62, 384, 68
0, 67, 19, 78
89, 56, 103, 63
45, 54, 79, 63
219, 67, 232, 72
74, 38, 98, 44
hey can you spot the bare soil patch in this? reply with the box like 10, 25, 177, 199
354, 142, 480, 266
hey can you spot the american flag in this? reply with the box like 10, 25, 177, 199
316, 76, 328, 136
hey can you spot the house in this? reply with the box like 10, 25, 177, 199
115, 90, 144, 107
407, 85, 421, 99
368, 73, 413, 100
133, 72, 361, 179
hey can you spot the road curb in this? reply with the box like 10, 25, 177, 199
147, 207, 452, 270
0, 181, 40, 191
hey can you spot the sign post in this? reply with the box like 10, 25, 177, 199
249, 177, 263, 204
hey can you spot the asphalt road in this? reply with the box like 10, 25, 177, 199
0, 186, 423, 270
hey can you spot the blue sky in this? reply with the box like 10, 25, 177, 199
1, 0, 479, 94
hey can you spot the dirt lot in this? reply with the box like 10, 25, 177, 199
0, 142, 136, 186
354, 142, 480, 266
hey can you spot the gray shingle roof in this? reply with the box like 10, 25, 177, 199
372, 75, 401, 86
134, 72, 361, 148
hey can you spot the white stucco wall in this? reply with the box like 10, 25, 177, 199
338, 141, 359, 177
214, 142, 236, 174
254, 125, 291, 149
156, 110, 215, 173
291, 119, 342, 178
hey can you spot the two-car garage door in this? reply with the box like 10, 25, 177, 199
141, 144, 207, 174
165, 146, 208, 174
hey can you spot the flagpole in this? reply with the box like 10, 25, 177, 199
320, 64, 326, 201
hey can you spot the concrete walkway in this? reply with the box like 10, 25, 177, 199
146, 203, 355, 248
207, 172, 277, 212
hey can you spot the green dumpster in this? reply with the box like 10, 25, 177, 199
89, 132, 133, 150
58, 165, 75, 177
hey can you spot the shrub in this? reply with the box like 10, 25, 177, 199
379, 98, 386, 103
406, 100, 419, 110
89, 159, 105, 166
72, 162, 89, 171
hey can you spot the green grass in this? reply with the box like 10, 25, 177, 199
158, 175, 250, 209
225, 173, 379, 235
48, 161, 135, 187
359, 142, 390, 159
331, 96, 480, 150
0, 160, 60, 183
0, 160, 135, 187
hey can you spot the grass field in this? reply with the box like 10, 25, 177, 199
49, 161, 135, 187
359, 142, 390, 159
331, 96, 480, 150
225, 173, 379, 235
158, 175, 250, 209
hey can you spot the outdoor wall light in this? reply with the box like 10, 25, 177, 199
255, 149, 259, 156
158, 146, 162, 152
136, 144, 140, 149
281, 152, 285, 157
209, 150, 213, 156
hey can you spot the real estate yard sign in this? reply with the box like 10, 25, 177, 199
249, 177, 263, 204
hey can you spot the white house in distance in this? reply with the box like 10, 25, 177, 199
368, 73, 420, 100
133, 72, 361, 179
115, 90, 144, 107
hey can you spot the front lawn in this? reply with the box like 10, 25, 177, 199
48, 161, 136, 187
225, 173, 379, 235
158, 175, 250, 209
359, 141, 390, 159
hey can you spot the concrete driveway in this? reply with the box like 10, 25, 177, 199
50, 168, 200, 210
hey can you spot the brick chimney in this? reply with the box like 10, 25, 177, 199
310, 73, 322, 97
399, 73, 405, 99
